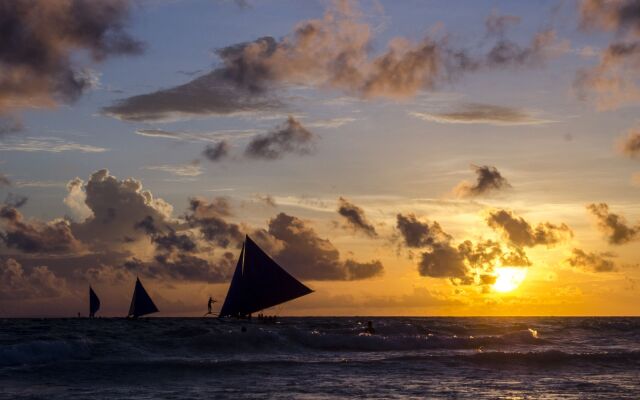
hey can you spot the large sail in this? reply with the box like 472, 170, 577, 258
89, 286, 100, 318
127, 278, 159, 318
219, 235, 313, 318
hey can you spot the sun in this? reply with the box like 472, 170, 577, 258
492, 267, 528, 293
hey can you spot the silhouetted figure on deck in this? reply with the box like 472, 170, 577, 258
207, 297, 216, 314
364, 321, 375, 334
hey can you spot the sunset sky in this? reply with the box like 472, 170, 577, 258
1, 0, 639, 317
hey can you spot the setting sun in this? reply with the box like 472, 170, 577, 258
492, 267, 528, 293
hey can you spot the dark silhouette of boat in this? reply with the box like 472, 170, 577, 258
127, 277, 159, 318
89, 286, 100, 318
219, 235, 312, 319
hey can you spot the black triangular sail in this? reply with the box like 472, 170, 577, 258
128, 278, 159, 318
219, 236, 312, 318
89, 286, 100, 318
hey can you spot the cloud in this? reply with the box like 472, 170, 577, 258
618, 126, 640, 159
575, 0, 640, 109
395, 211, 530, 285
267, 212, 383, 280
135, 128, 257, 142
485, 12, 522, 37
0, 0, 143, 113
417, 238, 531, 285
587, 203, 639, 245
409, 103, 552, 126
0, 137, 107, 153
396, 213, 451, 248
123, 253, 233, 283
453, 165, 512, 198
186, 197, 243, 248
305, 117, 357, 129
253, 193, 277, 207
64, 177, 92, 221
244, 116, 316, 160
486, 209, 573, 247
4, 193, 28, 208
70, 169, 174, 247
144, 163, 203, 177
337, 197, 377, 237
104, 3, 560, 122
103, 69, 282, 121
565, 248, 617, 273
203, 141, 230, 162
0, 173, 10, 186
0, 115, 23, 135
0, 258, 69, 300
0, 204, 83, 254
418, 242, 470, 282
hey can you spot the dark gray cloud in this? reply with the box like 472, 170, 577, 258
337, 197, 377, 238
485, 29, 557, 68
203, 141, 230, 162
411, 103, 550, 126
486, 209, 573, 247
0, 205, 82, 254
245, 116, 316, 160
0, 115, 23, 135
618, 127, 640, 158
0, 173, 10, 186
0, 0, 143, 112
4, 193, 27, 209
485, 13, 521, 37
123, 252, 233, 283
418, 242, 470, 282
454, 165, 512, 198
186, 197, 243, 248
104, 4, 559, 122
267, 212, 383, 281
396, 213, 451, 248
0, 258, 69, 300
575, 0, 640, 109
587, 203, 639, 245
103, 69, 282, 121
396, 211, 530, 285
566, 248, 617, 273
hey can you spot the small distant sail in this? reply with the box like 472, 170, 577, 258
127, 278, 159, 318
89, 286, 100, 318
219, 235, 313, 318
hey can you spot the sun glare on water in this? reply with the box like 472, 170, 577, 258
492, 267, 528, 293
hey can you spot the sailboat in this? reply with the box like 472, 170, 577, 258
89, 286, 100, 318
219, 235, 313, 318
127, 277, 159, 318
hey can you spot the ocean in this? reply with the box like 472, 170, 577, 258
1, 317, 639, 399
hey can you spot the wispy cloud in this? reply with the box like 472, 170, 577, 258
143, 164, 203, 177
14, 180, 67, 188
305, 117, 357, 129
410, 103, 554, 126
135, 128, 257, 142
0, 137, 107, 153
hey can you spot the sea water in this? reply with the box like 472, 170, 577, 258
1, 317, 639, 399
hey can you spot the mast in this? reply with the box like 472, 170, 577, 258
219, 235, 313, 318
89, 286, 100, 318
127, 277, 159, 318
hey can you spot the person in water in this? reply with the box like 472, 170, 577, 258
207, 297, 216, 314
364, 321, 375, 334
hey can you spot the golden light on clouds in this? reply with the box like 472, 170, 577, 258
492, 267, 528, 293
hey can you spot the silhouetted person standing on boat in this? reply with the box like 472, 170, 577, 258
208, 297, 216, 314
364, 321, 375, 334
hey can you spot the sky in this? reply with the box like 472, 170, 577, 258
1, 0, 639, 317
